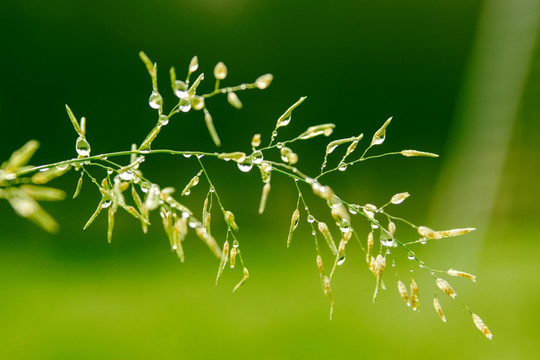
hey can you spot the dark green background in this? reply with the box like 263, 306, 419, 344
0, 1, 539, 359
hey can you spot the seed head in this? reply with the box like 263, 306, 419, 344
436, 278, 457, 298
395, 281, 408, 306
447, 268, 476, 282
433, 297, 446, 323
214, 61, 227, 80
472, 314, 493, 340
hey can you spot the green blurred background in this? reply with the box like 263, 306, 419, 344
1, 0, 539, 358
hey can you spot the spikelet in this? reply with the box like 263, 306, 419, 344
218, 152, 246, 163
251, 134, 261, 148
299, 123, 335, 140
388, 221, 396, 235
233, 267, 249, 293
203, 109, 221, 147
255, 74, 273, 89
214, 61, 227, 80
401, 150, 439, 157
323, 275, 335, 320
433, 297, 446, 323
436, 278, 457, 298
447, 268, 477, 282
343, 230, 352, 243
275, 97, 306, 129
366, 231, 374, 263
311, 182, 334, 201
418, 226, 476, 240
472, 314, 493, 340
397, 280, 410, 306
188, 56, 199, 73
227, 92, 243, 109
371, 117, 392, 146
224, 210, 239, 231
182, 173, 200, 196
216, 240, 230, 284
316, 255, 325, 283
318, 222, 338, 255
390, 192, 410, 205
410, 278, 420, 311
287, 208, 300, 247
258, 183, 271, 214
230, 247, 237, 268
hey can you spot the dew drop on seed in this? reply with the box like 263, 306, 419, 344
188, 218, 197, 228
56, 163, 69, 171
407, 251, 415, 260
183, 190, 191, 196
237, 161, 253, 172
251, 150, 263, 165
179, 99, 192, 113
148, 91, 163, 109
107, 169, 113, 175
337, 256, 346, 266
159, 115, 169, 126
76, 136, 91, 156
182, 211, 190, 218
307, 215, 315, 223
280, 115, 291, 127
119, 171, 134, 181
101, 200, 112, 208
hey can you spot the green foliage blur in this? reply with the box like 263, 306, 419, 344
0, 0, 539, 358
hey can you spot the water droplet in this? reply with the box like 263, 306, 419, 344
371, 223, 379, 230
174, 80, 189, 98
188, 218, 197, 228
420, 238, 427, 245
107, 169, 113, 175
221, 89, 227, 94
196, 154, 204, 159
339, 220, 351, 233
159, 115, 169, 126
56, 163, 69, 171
119, 171, 134, 181
407, 251, 416, 260
140, 182, 150, 193
183, 154, 192, 158
251, 150, 263, 165
39, 168, 49, 172
240, 84, 247, 90
182, 211, 190, 218
307, 215, 315, 223
311, 230, 316, 236
337, 257, 346, 266
391, 260, 396, 267
101, 200, 112, 208
276, 142, 284, 149
280, 115, 291, 127
179, 98, 192, 113
418, 261, 425, 268
237, 161, 253, 172
149, 91, 163, 109
338, 162, 348, 171
304, 206, 309, 211
183, 190, 191, 196
76, 136, 91, 156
